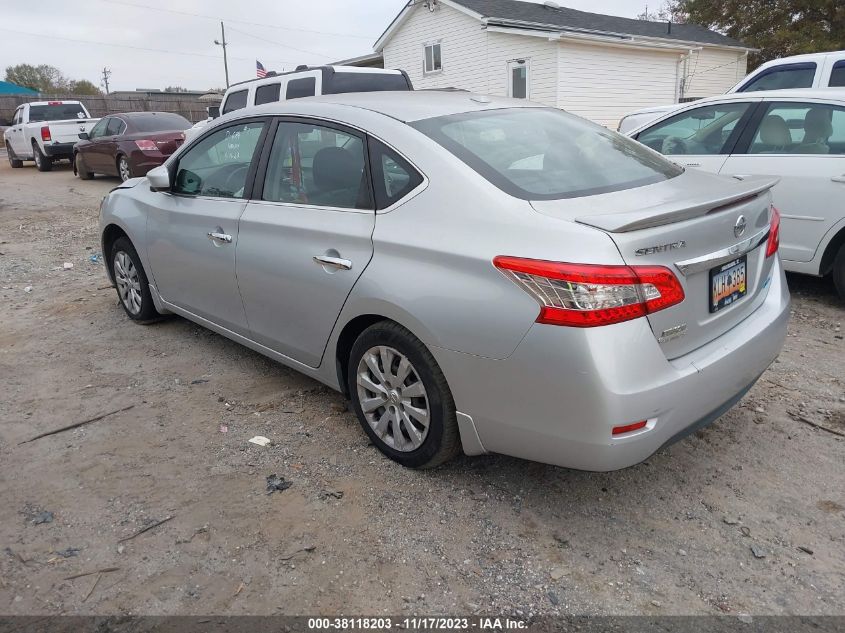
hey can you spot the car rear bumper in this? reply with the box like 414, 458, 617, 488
432, 257, 790, 471
128, 150, 168, 176
43, 142, 75, 157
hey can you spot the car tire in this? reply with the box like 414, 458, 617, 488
833, 244, 845, 301
75, 153, 94, 180
110, 237, 160, 323
117, 155, 131, 182
6, 143, 23, 168
347, 321, 461, 469
32, 142, 52, 172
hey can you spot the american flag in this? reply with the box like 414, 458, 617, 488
256, 60, 267, 78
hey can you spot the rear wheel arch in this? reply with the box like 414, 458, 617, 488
819, 225, 845, 276
335, 314, 391, 398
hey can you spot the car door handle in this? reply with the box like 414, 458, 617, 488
733, 174, 751, 181
313, 255, 352, 270
207, 231, 232, 244
832, 176, 845, 183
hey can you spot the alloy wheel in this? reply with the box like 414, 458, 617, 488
33, 149, 41, 168
356, 345, 430, 452
113, 251, 143, 315
119, 157, 130, 181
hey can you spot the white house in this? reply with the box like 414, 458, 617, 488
374, 0, 754, 128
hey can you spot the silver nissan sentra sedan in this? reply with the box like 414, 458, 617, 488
98, 91, 790, 471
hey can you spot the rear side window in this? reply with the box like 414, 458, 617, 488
255, 83, 281, 105
745, 102, 845, 155
738, 63, 816, 92
286, 78, 316, 99
324, 72, 409, 94
368, 138, 423, 209
222, 89, 248, 114
830, 61, 845, 88
412, 108, 682, 200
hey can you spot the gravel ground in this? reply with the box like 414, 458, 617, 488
0, 159, 843, 617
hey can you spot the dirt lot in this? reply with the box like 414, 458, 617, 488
1, 158, 843, 617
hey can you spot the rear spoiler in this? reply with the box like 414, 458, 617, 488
576, 177, 779, 233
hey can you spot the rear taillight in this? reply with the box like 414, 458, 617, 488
766, 206, 780, 258
493, 257, 685, 327
40, 126, 51, 142
135, 140, 158, 152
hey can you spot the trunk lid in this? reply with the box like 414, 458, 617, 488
531, 170, 779, 359
125, 131, 186, 156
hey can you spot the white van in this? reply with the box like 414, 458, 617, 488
186, 65, 413, 140
618, 50, 845, 133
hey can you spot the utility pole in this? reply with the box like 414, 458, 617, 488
101, 67, 111, 94
214, 22, 229, 88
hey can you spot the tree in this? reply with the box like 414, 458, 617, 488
637, 2, 687, 23
677, 0, 845, 68
5, 64, 67, 92
165, 86, 189, 93
68, 79, 102, 95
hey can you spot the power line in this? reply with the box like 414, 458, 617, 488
0, 27, 299, 67
97, 0, 375, 40
225, 25, 330, 60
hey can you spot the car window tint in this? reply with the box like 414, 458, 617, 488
130, 113, 191, 132
637, 103, 750, 155
106, 118, 124, 136
262, 121, 372, 210
174, 121, 265, 198
368, 138, 423, 209
285, 77, 316, 99
324, 72, 408, 94
739, 63, 816, 92
255, 83, 281, 105
414, 108, 681, 200
830, 61, 845, 88
222, 89, 248, 114
89, 118, 109, 138
28, 103, 88, 121
746, 102, 845, 155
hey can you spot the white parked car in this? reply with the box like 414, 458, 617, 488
618, 50, 845, 133
625, 88, 845, 297
184, 65, 413, 142
4, 101, 100, 171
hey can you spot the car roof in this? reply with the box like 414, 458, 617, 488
756, 50, 845, 65
246, 90, 545, 123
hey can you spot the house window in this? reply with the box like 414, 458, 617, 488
508, 60, 529, 99
424, 42, 442, 73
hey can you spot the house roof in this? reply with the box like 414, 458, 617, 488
451, 0, 747, 48
376, 0, 749, 51
0, 81, 38, 95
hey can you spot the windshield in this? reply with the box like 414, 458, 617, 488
28, 103, 89, 122
412, 108, 682, 200
130, 113, 191, 132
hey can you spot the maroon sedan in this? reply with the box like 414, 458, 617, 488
73, 112, 190, 181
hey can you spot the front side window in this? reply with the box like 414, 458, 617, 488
369, 138, 423, 210
14, 108, 22, 124
636, 102, 751, 155
89, 118, 109, 139
286, 77, 316, 99
746, 102, 845, 155
412, 108, 682, 200
174, 121, 265, 198
255, 83, 280, 105
424, 42, 442, 73
222, 89, 248, 114
262, 121, 371, 209
739, 63, 816, 92
830, 61, 845, 88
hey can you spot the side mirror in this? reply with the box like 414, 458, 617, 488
147, 165, 171, 192
207, 105, 220, 119
78, 132, 89, 140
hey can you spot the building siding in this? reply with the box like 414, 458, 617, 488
485, 31, 558, 106
557, 42, 680, 128
682, 47, 748, 99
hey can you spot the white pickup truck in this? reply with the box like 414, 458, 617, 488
4, 101, 100, 172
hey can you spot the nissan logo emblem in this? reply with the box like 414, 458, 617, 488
734, 215, 747, 238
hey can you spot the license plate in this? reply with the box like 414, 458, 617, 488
710, 256, 747, 313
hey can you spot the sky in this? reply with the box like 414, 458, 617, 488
1, 0, 648, 92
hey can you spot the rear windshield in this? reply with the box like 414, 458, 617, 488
28, 103, 88, 122
129, 113, 191, 132
412, 108, 682, 200
325, 72, 409, 94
